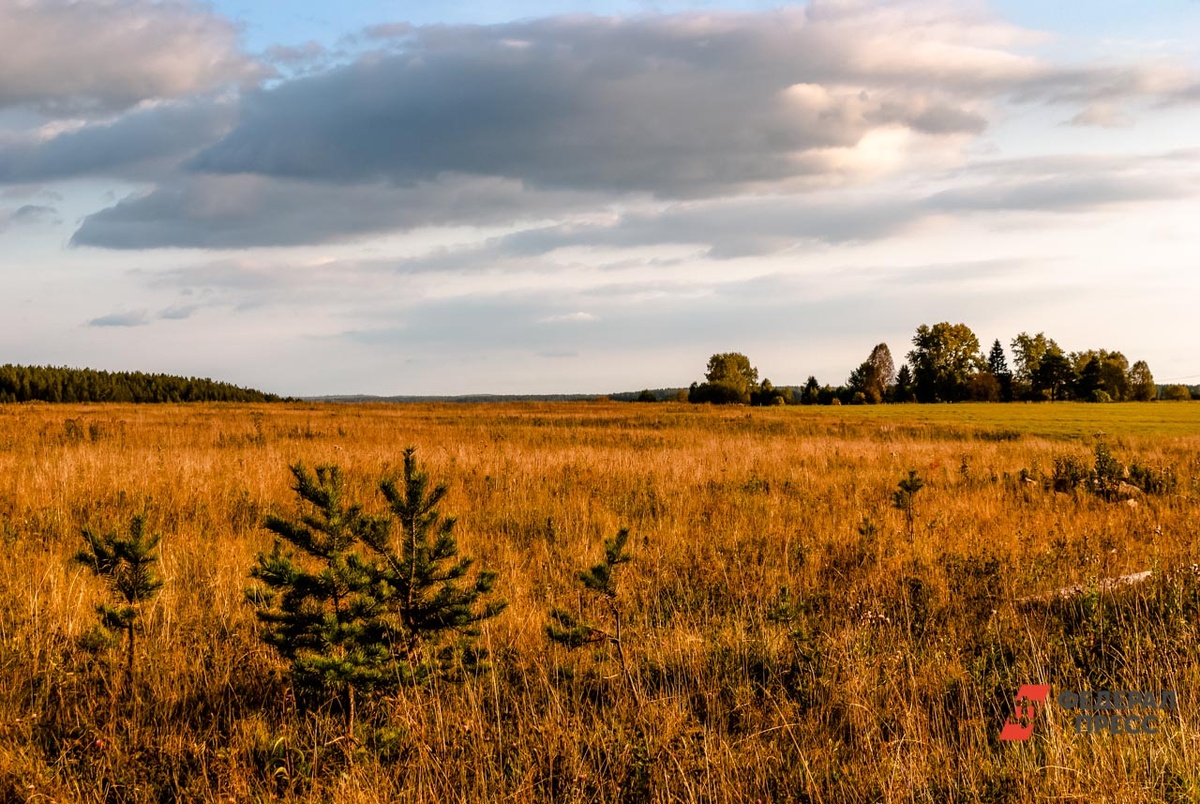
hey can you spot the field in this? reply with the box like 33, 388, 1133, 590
2, 401, 1199, 802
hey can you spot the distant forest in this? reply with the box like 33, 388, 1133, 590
674, 323, 1198, 406
0, 365, 285, 403
4, 320, 1197, 405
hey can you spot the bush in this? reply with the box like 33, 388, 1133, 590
1129, 463, 1178, 495
1088, 390, 1113, 403
1162, 384, 1192, 401
1051, 454, 1090, 493
688, 381, 749, 405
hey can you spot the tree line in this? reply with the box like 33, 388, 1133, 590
685, 322, 1191, 405
0, 364, 286, 404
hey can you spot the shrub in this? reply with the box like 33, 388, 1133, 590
1051, 454, 1090, 493
1129, 463, 1179, 495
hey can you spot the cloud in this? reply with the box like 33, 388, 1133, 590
1063, 103, 1136, 128
70, 173, 605, 249
0, 98, 236, 184
541, 312, 599, 323
263, 41, 328, 68
0, 0, 266, 114
188, 7, 1007, 196
923, 151, 1200, 213
0, 202, 58, 231
157, 304, 199, 321
68, 3, 1200, 251
87, 310, 149, 328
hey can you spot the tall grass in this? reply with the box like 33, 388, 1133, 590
1, 401, 1198, 801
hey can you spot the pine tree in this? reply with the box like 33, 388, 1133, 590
249, 452, 506, 737
370, 447, 507, 671
893, 365, 915, 403
547, 528, 640, 704
75, 514, 164, 687
987, 339, 1013, 401
249, 464, 391, 737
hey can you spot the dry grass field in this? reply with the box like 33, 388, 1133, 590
2, 401, 1199, 802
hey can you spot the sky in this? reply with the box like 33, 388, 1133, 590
2, 0, 1199, 396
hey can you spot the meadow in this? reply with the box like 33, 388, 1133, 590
1, 400, 1199, 802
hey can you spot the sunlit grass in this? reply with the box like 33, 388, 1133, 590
0, 401, 1197, 801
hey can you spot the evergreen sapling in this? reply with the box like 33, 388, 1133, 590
892, 470, 924, 541
74, 513, 164, 687
249, 451, 506, 737
369, 447, 507, 675
249, 464, 390, 737
547, 528, 641, 704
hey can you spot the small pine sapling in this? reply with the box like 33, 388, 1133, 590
249, 464, 390, 738
892, 470, 924, 541
74, 514, 164, 686
547, 528, 641, 704
370, 447, 506, 675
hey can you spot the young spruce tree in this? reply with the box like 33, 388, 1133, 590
369, 447, 507, 672
547, 528, 641, 704
75, 514, 164, 687
249, 464, 390, 737
249, 450, 505, 737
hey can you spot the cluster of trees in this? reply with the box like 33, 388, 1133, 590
0, 364, 285, 403
687, 323, 1177, 405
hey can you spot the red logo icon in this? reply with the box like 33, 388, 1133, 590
999, 684, 1051, 741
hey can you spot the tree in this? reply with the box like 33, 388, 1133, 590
690, 352, 760, 404
1128, 360, 1156, 401
800, 376, 821, 405
848, 344, 894, 404
1010, 332, 1061, 397
371, 448, 506, 666
705, 353, 758, 392
986, 339, 1013, 401
1070, 350, 1130, 400
966, 371, 1001, 402
1033, 352, 1076, 401
1163, 384, 1192, 401
893, 365, 915, 403
907, 323, 984, 402
751, 378, 792, 406
249, 465, 391, 736
1076, 356, 1104, 400
547, 529, 640, 704
250, 452, 505, 738
75, 514, 164, 687
892, 471, 924, 541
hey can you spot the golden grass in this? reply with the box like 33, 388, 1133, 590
1, 401, 1199, 802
